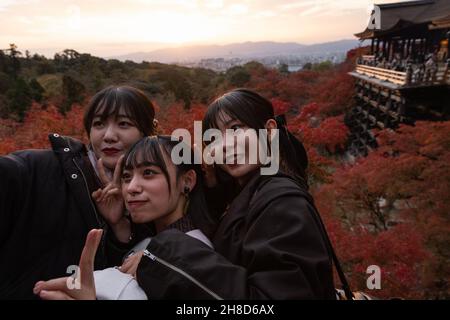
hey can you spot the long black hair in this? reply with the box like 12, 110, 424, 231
122, 135, 217, 237
203, 88, 309, 189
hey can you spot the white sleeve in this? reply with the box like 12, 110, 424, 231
94, 268, 148, 300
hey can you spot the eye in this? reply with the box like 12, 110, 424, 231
92, 120, 104, 128
230, 124, 242, 130
121, 172, 132, 183
118, 121, 134, 128
143, 168, 158, 177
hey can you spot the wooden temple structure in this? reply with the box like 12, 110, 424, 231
346, 0, 450, 156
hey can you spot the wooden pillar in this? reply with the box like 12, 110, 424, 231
386, 40, 390, 58
400, 39, 405, 59
385, 40, 389, 58
406, 39, 411, 58
420, 38, 426, 62
447, 31, 450, 61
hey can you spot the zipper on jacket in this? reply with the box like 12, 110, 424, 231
72, 158, 103, 227
143, 250, 223, 300
72, 158, 107, 265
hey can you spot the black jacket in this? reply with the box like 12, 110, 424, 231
136, 172, 336, 300
0, 134, 124, 299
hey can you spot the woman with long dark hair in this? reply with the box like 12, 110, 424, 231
136, 89, 335, 299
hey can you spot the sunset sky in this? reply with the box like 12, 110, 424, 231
0, 0, 411, 57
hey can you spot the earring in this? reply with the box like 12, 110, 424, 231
184, 186, 190, 196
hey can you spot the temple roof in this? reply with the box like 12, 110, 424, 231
356, 0, 450, 39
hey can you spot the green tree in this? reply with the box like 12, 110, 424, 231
29, 78, 45, 102
153, 68, 193, 110
302, 62, 313, 70
226, 66, 251, 87
312, 60, 333, 72
278, 63, 289, 74
0, 71, 11, 93
4, 44, 21, 78
61, 74, 85, 113
6, 78, 32, 120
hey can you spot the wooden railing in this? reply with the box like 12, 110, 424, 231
356, 64, 407, 85
361, 55, 375, 63
355, 62, 450, 87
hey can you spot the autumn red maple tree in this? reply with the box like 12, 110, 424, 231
1, 54, 449, 299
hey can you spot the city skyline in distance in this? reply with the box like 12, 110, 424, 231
1, 0, 411, 58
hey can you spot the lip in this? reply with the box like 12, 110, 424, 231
127, 200, 148, 210
225, 154, 245, 165
102, 147, 121, 156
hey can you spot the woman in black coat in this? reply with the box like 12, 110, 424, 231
0, 85, 156, 299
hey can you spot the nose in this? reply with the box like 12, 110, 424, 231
126, 176, 142, 195
221, 131, 235, 153
103, 123, 119, 143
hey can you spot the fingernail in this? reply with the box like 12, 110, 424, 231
33, 282, 43, 293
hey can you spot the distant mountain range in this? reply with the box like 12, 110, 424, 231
110, 39, 359, 63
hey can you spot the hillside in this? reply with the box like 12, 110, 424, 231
111, 39, 359, 63
0, 46, 449, 299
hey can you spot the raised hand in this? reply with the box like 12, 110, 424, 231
33, 229, 103, 300
92, 155, 125, 226
119, 251, 144, 278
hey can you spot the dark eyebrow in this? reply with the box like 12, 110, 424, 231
224, 119, 241, 126
124, 161, 160, 170
93, 113, 130, 118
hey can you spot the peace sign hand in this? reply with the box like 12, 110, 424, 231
92, 155, 125, 226
33, 229, 103, 300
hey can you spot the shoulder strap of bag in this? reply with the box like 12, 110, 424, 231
309, 206, 354, 300
282, 175, 355, 300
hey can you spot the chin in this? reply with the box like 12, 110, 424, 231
223, 164, 259, 180
102, 156, 120, 169
130, 213, 144, 224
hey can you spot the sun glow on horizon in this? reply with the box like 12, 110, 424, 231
0, 0, 413, 57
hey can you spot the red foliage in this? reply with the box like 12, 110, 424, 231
295, 102, 321, 123
156, 102, 207, 136
313, 120, 450, 299
0, 103, 87, 154
1, 57, 448, 299
270, 98, 291, 115
309, 116, 349, 153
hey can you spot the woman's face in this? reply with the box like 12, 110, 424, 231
89, 107, 143, 169
121, 156, 184, 229
213, 112, 260, 185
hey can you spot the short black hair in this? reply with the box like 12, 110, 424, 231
83, 85, 156, 136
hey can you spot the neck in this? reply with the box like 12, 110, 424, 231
237, 170, 259, 187
154, 198, 186, 233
